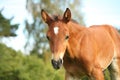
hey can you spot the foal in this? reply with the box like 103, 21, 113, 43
41, 8, 120, 80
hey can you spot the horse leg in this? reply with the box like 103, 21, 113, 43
91, 66, 104, 80
108, 58, 120, 80
65, 72, 81, 80
65, 72, 74, 80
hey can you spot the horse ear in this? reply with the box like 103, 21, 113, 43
63, 8, 71, 23
41, 9, 53, 24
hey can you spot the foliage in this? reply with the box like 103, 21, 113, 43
104, 69, 111, 80
0, 9, 19, 37
0, 43, 64, 80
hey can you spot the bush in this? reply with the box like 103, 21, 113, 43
0, 43, 64, 80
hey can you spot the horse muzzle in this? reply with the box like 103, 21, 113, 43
51, 59, 63, 70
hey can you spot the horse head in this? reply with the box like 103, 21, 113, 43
41, 8, 71, 69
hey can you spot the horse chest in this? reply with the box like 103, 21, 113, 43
63, 56, 86, 78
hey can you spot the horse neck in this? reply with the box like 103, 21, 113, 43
68, 21, 85, 35
66, 21, 86, 58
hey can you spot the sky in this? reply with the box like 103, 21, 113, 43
0, 0, 120, 53
82, 0, 120, 28
0, 0, 30, 53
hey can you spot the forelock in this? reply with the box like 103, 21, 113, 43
52, 15, 62, 21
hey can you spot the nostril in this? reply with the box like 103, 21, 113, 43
59, 59, 63, 64
51, 59, 63, 69
51, 59, 58, 66
51, 59, 56, 65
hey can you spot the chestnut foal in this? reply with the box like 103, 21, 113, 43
41, 8, 120, 80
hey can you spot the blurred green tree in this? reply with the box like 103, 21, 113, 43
0, 9, 19, 37
0, 43, 64, 80
25, 0, 85, 56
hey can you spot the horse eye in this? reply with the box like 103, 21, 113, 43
46, 36, 50, 40
65, 35, 69, 40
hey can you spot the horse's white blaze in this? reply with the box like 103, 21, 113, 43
54, 27, 59, 35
